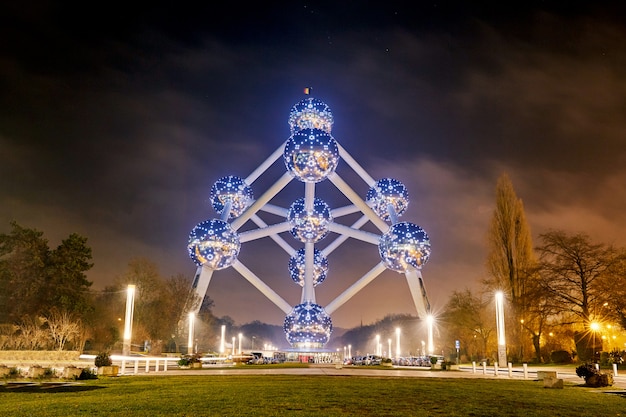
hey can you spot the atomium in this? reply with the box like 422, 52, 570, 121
187, 94, 433, 352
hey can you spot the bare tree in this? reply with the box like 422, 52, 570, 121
17, 315, 49, 350
536, 230, 623, 360
441, 289, 494, 361
484, 173, 536, 360
44, 308, 82, 351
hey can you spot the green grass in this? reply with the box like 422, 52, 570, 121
1, 374, 624, 416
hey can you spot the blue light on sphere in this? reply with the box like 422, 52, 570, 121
187, 219, 240, 269
210, 176, 253, 219
288, 248, 328, 287
283, 128, 339, 183
366, 178, 409, 221
284, 301, 333, 348
288, 97, 334, 135
378, 222, 431, 273
287, 197, 332, 243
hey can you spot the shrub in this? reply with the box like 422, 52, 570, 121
41, 367, 56, 379
77, 368, 98, 380
94, 352, 112, 367
7, 367, 22, 379
575, 363, 613, 387
550, 350, 573, 364
178, 353, 202, 367
178, 356, 192, 367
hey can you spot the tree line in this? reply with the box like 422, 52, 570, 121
0, 222, 236, 353
1, 173, 625, 361
441, 174, 626, 364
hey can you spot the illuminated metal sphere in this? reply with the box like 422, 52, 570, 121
288, 248, 328, 287
288, 97, 334, 134
378, 222, 431, 273
287, 197, 332, 243
366, 178, 409, 221
209, 176, 253, 219
283, 128, 339, 183
283, 301, 333, 348
187, 219, 240, 269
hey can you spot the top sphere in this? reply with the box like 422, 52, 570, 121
288, 97, 334, 135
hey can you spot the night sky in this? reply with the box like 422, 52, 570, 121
2, 2, 626, 329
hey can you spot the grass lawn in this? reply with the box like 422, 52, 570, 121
1, 374, 624, 416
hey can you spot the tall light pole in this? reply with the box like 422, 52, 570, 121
495, 291, 507, 365
232, 336, 236, 356
348, 344, 352, 358
187, 312, 195, 354
376, 334, 381, 356
122, 284, 136, 356
395, 328, 401, 358
388, 338, 392, 358
238, 333, 243, 354
426, 314, 434, 355
220, 325, 226, 354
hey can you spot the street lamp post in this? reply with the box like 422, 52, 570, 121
495, 291, 507, 366
388, 338, 391, 358
376, 334, 381, 356
426, 315, 434, 355
220, 325, 226, 354
238, 333, 243, 354
187, 312, 195, 354
122, 284, 136, 356
395, 328, 401, 359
